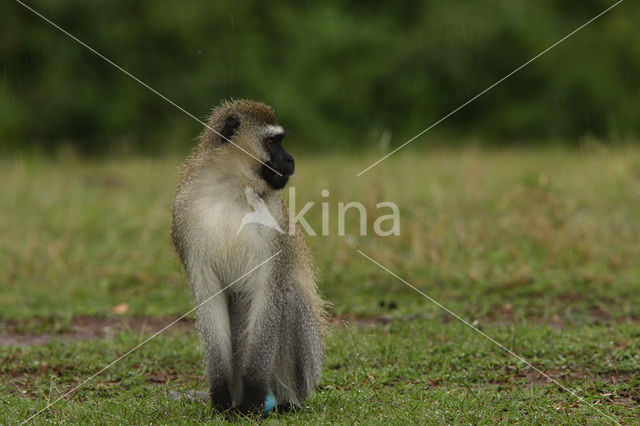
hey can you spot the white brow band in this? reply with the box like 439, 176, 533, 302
265, 124, 284, 136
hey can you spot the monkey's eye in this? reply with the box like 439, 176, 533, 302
264, 134, 283, 148
264, 137, 275, 148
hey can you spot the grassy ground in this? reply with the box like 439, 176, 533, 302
1, 146, 639, 424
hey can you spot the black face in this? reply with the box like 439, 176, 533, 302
260, 132, 294, 190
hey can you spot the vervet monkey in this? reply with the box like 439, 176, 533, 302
171, 99, 325, 414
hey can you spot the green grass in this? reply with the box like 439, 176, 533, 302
1, 146, 639, 423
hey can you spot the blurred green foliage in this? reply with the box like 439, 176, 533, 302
1, 0, 639, 154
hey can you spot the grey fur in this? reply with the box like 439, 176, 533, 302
171, 99, 326, 414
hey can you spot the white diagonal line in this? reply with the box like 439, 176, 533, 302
20, 250, 282, 425
12, 0, 281, 177
357, 0, 625, 176
357, 249, 621, 425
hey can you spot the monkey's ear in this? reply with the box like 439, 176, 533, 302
219, 114, 240, 143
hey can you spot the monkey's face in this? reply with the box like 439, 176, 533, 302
208, 101, 294, 191
259, 126, 295, 190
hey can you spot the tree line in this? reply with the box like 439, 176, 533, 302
1, 0, 638, 154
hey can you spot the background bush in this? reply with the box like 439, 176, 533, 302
1, 0, 639, 154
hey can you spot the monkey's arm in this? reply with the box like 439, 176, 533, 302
189, 269, 234, 411
236, 289, 282, 413
198, 297, 234, 411
281, 287, 323, 405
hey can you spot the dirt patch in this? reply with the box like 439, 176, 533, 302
332, 313, 394, 328
474, 304, 640, 330
331, 312, 440, 328
0, 313, 431, 347
0, 315, 195, 346
501, 369, 640, 406
522, 368, 637, 387
2, 310, 639, 346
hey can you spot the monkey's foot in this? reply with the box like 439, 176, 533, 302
264, 392, 277, 415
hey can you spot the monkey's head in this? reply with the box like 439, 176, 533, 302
203, 99, 294, 192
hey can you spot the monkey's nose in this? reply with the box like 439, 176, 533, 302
283, 155, 295, 175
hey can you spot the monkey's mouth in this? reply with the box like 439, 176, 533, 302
260, 163, 293, 190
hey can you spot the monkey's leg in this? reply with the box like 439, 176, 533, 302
235, 290, 282, 414
274, 288, 322, 410
196, 294, 233, 411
